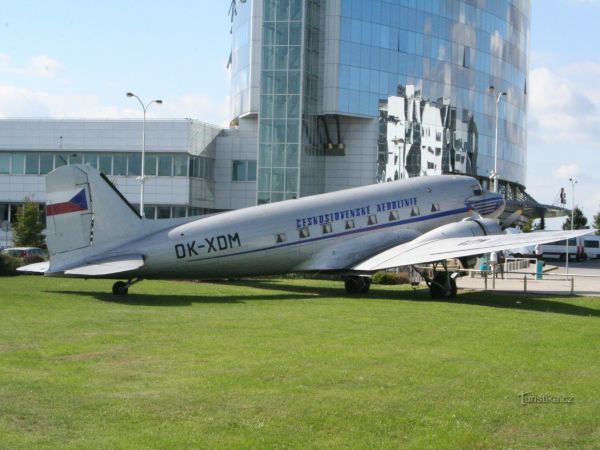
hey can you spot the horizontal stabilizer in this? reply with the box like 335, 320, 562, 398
63, 255, 145, 276
353, 229, 593, 271
17, 261, 50, 274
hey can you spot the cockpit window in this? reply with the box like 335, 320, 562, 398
472, 183, 482, 196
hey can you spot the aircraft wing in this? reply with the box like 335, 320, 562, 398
353, 229, 592, 271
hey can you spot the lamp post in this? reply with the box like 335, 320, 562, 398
489, 86, 506, 193
565, 177, 578, 276
126, 92, 162, 218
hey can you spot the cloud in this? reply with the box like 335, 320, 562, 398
0, 53, 63, 78
528, 66, 599, 145
554, 163, 579, 179
0, 84, 230, 126
27, 55, 63, 78
0, 85, 51, 117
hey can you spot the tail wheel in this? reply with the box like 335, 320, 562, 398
112, 281, 129, 296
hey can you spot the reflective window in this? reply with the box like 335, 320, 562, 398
157, 207, 171, 219
172, 206, 186, 218
128, 154, 141, 176
40, 153, 54, 175
144, 155, 157, 176
232, 159, 256, 182
0, 154, 10, 174
158, 155, 172, 176
99, 155, 112, 174
173, 155, 188, 176
11, 153, 25, 174
113, 155, 127, 176
25, 153, 39, 174
84, 153, 98, 169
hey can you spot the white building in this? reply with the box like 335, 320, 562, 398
0, 118, 260, 246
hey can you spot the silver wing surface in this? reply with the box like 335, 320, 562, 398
18, 254, 144, 276
353, 229, 592, 271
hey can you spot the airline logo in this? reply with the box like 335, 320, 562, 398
47, 189, 89, 216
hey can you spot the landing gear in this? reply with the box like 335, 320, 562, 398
112, 278, 142, 296
428, 271, 457, 299
344, 276, 371, 294
414, 261, 458, 299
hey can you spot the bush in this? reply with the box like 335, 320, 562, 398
22, 255, 45, 266
372, 271, 410, 285
0, 255, 20, 276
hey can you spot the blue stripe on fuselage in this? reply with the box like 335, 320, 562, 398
186, 205, 470, 263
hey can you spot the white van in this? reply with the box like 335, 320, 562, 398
582, 235, 600, 259
542, 234, 600, 261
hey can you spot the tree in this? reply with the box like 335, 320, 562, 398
594, 211, 600, 235
562, 207, 589, 230
13, 201, 45, 248
520, 216, 534, 232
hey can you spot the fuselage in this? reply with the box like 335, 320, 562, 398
117, 175, 503, 279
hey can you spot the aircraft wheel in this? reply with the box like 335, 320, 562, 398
344, 276, 371, 294
429, 272, 457, 299
112, 281, 129, 296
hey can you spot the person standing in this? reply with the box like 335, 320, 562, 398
490, 251, 498, 278
535, 243, 543, 260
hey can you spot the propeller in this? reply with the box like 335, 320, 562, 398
501, 208, 523, 230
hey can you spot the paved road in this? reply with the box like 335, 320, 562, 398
456, 259, 600, 296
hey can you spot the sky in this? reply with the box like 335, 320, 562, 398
1, 0, 599, 228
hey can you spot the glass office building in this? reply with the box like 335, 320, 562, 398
229, 0, 531, 204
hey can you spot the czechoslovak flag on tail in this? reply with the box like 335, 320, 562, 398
46, 189, 89, 216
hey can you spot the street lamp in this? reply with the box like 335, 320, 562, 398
126, 92, 162, 218
565, 177, 578, 276
489, 86, 506, 193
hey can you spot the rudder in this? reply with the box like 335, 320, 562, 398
46, 165, 142, 258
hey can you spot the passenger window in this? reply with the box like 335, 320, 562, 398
322, 223, 332, 234
275, 233, 286, 243
410, 207, 420, 217
345, 219, 355, 230
431, 203, 440, 212
367, 214, 378, 225
298, 227, 310, 238
388, 210, 399, 221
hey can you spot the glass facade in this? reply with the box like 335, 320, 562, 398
258, 0, 304, 204
335, 0, 529, 185
230, 0, 253, 118
230, 0, 530, 204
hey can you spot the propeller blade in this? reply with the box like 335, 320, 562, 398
502, 209, 523, 229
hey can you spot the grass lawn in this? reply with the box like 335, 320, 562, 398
1, 275, 600, 449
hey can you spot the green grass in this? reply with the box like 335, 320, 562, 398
1, 276, 600, 449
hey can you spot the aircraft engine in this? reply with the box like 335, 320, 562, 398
412, 217, 502, 244
411, 217, 502, 269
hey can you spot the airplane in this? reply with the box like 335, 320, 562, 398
19, 164, 591, 298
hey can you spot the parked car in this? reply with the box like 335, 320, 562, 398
1, 247, 45, 258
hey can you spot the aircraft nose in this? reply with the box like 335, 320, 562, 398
466, 191, 505, 218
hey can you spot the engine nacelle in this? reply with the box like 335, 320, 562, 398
412, 217, 502, 244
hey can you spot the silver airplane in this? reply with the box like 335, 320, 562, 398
20, 164, 590, 298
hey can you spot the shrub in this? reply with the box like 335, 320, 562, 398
371, 271, 411, 285
22, 255, 46, 266
0, 255, 20, 276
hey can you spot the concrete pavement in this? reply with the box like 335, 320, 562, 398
456, 259, 600, 297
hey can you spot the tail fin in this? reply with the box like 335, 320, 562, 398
46, 164, 142, 258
